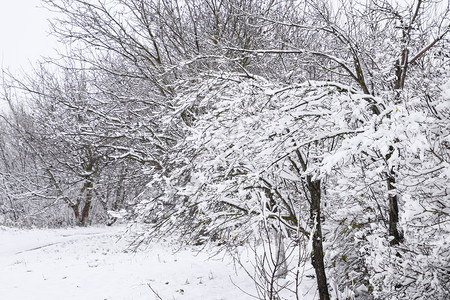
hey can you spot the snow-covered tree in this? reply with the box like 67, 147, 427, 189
136, 0, 450, 298
1, 0, 448, 298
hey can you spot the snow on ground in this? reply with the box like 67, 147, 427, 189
0, 225, 317, 300
0, 225, 257, 300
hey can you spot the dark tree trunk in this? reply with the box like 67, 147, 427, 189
308, 178, 330, 300
387, 174, 403, 245
385, 143, 403, 245
294, 150, 330, 300
388, 45, 408, 245
72, 203, 80, 221
394, 49, 409, 90
80, 178, 94, 226
70, 175, 95, 227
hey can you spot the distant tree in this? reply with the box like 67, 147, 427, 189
1, 61, 156, 226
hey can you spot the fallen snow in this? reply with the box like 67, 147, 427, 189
0, 225, 320, 299
0, 225, 258, 300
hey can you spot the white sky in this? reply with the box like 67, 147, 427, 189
0, 0, 58, 72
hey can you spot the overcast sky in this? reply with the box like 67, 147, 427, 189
0, 0, 58, 72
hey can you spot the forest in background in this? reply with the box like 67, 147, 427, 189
0, 0, 449, 299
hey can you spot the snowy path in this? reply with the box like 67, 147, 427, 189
0, 225, 256, 300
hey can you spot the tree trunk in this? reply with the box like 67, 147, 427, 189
294, 150, 330, 299
394, 49, 409, 90
72, 203, 80, 222
388, 45, 407, 245
80, 178, 94, 226
308, 178, 330, 300
387, 174, 402, 245
385, 143, 403, 245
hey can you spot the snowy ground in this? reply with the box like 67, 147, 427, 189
0, 225, 317, 299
